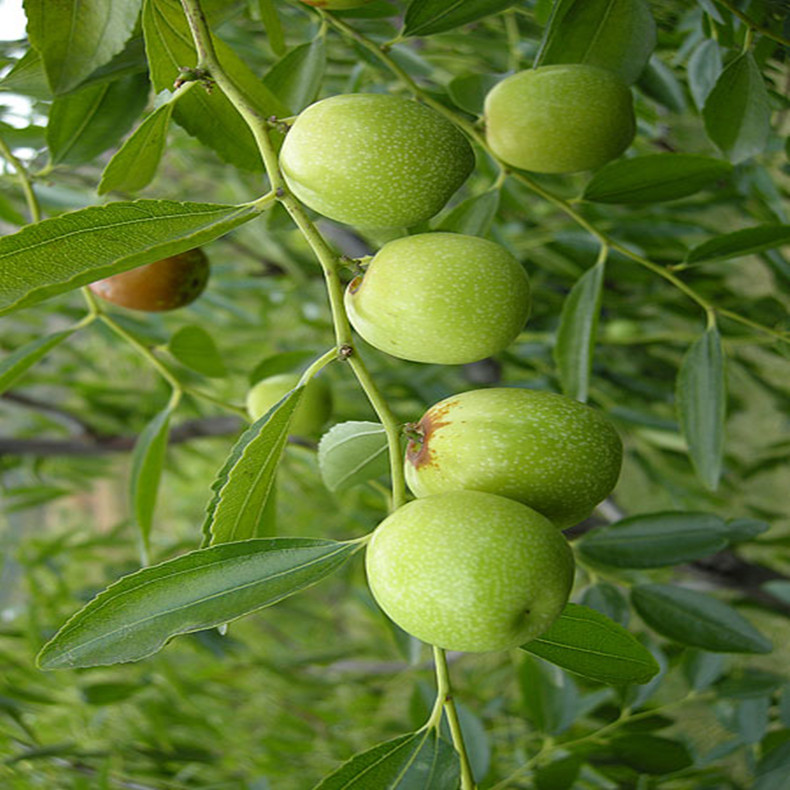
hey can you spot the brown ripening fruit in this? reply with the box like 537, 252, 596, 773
89, 249, 210, 312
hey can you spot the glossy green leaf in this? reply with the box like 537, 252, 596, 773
24, 0, 142, 94
263, 37, 326, 115
703, 53, 771, 163
434, 190, 500, 237
130, 406, 172, 550
258, 0, 286, 57
314, 728, 459, 790
0, 329, 75, 395
318, 421, 391, 493
168, 325, 227, 378
536, 0, 656, 85
686, 225, 790, 264
631, 584, 772, 653
205, 388, 303, 545
0, 199, 261, 317
47, 73, 149, 166
676, 326, 725, 491
583, 155, 732, 204
37, 538, 360, 669
522, 603, 659, 685
554, 258, 604, 403
447, 73, 500, 115
142, 0, 288, 170
98, 93, 180, 195
402, 0, 519, 38
579, 511, 729, 568
688, 38, 722, 111
611, 733, 693, 774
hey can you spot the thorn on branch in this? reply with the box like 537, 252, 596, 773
338, 344, 353, 360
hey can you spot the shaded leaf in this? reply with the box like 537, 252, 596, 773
519, 655, 579, 736
611, 733, 693, 775
554, 258, 604, 403
258, 0, 286, 57
580, 583, 629, 627
522, 603, 659, 685
688, 38, 722, 111
536, 0, 656, 85
0, 329, 75, 395
703, 53, 771, 163
447, 73, 500, 115
579, 511, 729, 568
676, 326, 725, 491
631, 584, 772, 653
434, 190, 500, 237
314, 728, 459, 790
638, 55, 686, 113
0, 199, 261, 316
168, 325, 227, 378
318, 421, 391, 493
686, 225, 790, 264
37, 537, 360, 669
402, 0, 519, 38
249, 350, 316, 385
263, 37, 326, 115
583, 155, 732, 204
205, 388, 303, 544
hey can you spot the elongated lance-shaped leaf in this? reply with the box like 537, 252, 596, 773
686, 225, 790, 264
37, 538, 361, 669
554, 258, 605, 403
130, 405, 173, 552
402, 0, 519, 38
263, 37, 326, 115
0, 329, 75, 395
24, 0, 142, 94
314, 728, 460, 790
204, 387, 304, 545
522, 603, 659, 685
676, 325, 725, 490
0, 199, 261, 316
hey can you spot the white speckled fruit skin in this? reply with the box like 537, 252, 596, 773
279, 94, 474, 229
405, 388, 622, 528
345, 232, 531, 364
365, 491, 574, 653
484, 65, 635, 174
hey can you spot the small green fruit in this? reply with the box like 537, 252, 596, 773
279, 94, 474, 228
405, 388, 622, 528
484, 64, 635, 173
345, 232, 531, 364
246, 373, 332, 437
89, 249, 209, 312
365, 491, 574, 653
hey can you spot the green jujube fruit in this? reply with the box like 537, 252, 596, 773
246, 373, 332, 437
405, 388, 623, 528
345, 232, 531, 364
484, 65, 636, 174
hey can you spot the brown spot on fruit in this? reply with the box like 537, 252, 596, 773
405, 400, 457, 469
347, 275, 364, 295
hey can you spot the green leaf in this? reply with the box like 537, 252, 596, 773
676, 326, 725, 491
755, 742, 790, 790
722, 517, 769, 542
763, 581, 790, 606
522, 603, 659, 685
580, 582, 629, 626
314, 729, 460, 790
0, 48, 52, 100
23, 0, 142, 94
0, 199, 261, 317
583, 155, 732, 204
47, 73, 149, 166
402, 0, 519, 38
688, 38, 722, 111
534, 754, 582, 790
0, 329, 75, 395
142, 0, 288, 171
578, 511, 729, 568
611, 733, 693, 775
536, 0, 656, 85
130, 406, 172, 550
98, 93, 180, 195
447, 73, 501, 115
434, 190, 500, 237
205, 388, 304, 545
519, 655, 579, 736
554, 258, 604, 403
631, 584, 772, 654
686, 225, 790, 264
258, 0, 286, 57
682, 649, 726, 691
637, 55, 686, 113
37, 538, 360, 669
703, 53, 771, 163
318, 421, 391, 493
263, 37, 326, 115
168, 325, 227, 378
249, 350, 315, 385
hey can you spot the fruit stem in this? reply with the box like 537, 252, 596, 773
0, 132, 42, 223
432, 646, 477, 790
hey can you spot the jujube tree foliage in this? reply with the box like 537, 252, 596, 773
0, 1, 789, 788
